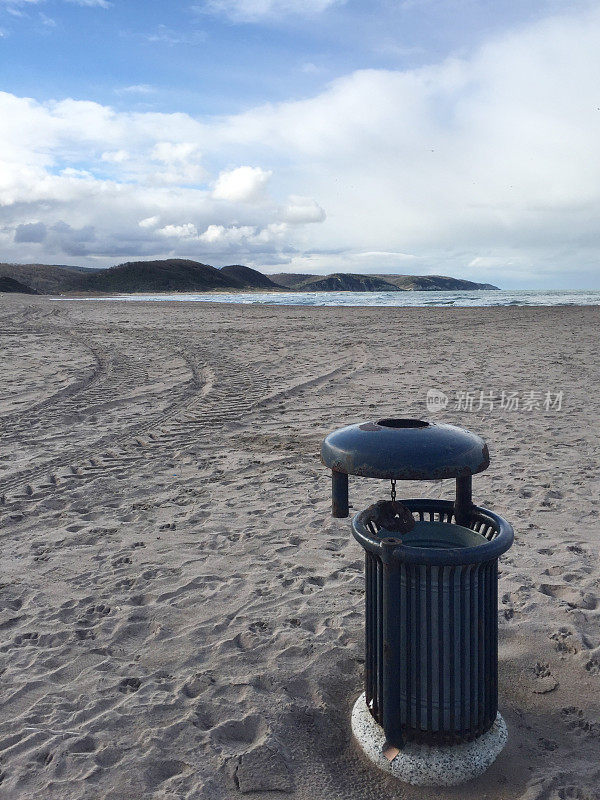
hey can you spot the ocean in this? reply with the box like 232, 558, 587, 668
90, 289, 600, 307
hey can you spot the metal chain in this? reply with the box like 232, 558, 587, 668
390, 479, 396, 502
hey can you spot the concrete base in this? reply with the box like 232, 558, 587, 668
351, 693, 508, 787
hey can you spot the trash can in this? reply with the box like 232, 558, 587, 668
321, 418, 514, 781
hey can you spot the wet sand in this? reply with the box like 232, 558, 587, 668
1, 295, 599, 800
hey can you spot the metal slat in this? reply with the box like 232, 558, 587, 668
448, 566, 456, 736
365, 553, 373, 711
376, 558, 383, 722
469, 563, 477, 733
438, 564, 445, 734
415, 565, 422, 732
425, 564, 433, 731
459, 565, 466, 735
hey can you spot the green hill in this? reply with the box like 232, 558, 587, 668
268, 273, 316, 288
76, 259, 241, 293
0, 275, 37, 294
0, 260, 500, 294
220, 264, 283, 289
0, 263, 95, 294
374, 274, 499, 291
299, 273, 403, 292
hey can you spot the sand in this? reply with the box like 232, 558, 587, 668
0, 295, 599, 800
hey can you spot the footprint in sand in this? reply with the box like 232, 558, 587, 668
118, 677, 142, 693
539, 584, 597, 610
191, 703, 215, 731
528, 661, 559, 694
210, 714, 267, 753
560, 707, 600, 738
550, 627, 587, 654
585, 657, 600, 675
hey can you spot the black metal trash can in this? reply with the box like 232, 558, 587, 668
321, 418, 514, 750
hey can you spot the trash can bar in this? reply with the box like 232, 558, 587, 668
321, 419, 489, 480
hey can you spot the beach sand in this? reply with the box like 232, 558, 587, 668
1, 295, 599, 800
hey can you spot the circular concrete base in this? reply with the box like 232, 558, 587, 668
351, 693, 508, 787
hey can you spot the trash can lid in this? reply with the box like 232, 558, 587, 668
321, 418, 489, 480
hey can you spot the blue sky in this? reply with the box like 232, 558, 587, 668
1, 0, 600, 287
1, 1, 580, 115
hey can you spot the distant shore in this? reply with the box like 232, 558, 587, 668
43, 287, 600, 308
0, 258, 499, 295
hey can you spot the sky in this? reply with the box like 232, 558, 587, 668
1, 0, 600, 288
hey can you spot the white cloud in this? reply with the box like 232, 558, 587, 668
158, 223, 199, 239
116, 84, 154, 96
280, 195, 325, 224
139, 216, 160, 229
3, 5, 600, 285
198, 0, 343, 22
143, 25, 206, 46
151, 142, 200, 163
101, 149, 129, 163
213, 166, 272, 203
66, 0, 111, 7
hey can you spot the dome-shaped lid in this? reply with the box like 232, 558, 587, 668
321, 418, 489, 480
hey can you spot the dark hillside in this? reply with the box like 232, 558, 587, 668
220, 265, 283, 289
268, 273, 316, 288
0, 276, 37, 294
77, 259, 242, 292
0, 263, 94, 293
300, 273, 402, 292
376, 274, 499, 290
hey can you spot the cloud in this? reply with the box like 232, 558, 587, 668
149, 142, 205, 185
142, 25, 206, 46
2, 5, 600, 285
197, 0, 343, 22
115, 84, 155, 96
14, 221, 46, 242
158, 223, 199, 239
65, 0, 111, 7
280, 196, 325, 224
0, 90, 323, 265
213, 166, 272, 203
101, 149, 129, 163
139, 216, 160, 229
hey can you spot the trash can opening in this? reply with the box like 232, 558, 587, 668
376, 418, 430, 429
395, 521, 487, 550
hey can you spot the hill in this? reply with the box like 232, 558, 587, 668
0, 275, 37, 294
374, 274, 499, 291
268, 273, 316, 289
0, 261, 500, 294
299, 273, 403, 292
76, 259, 241, 293
270, 272, 498, 291
220, 265, 283, 289
0, 263, 96, 294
